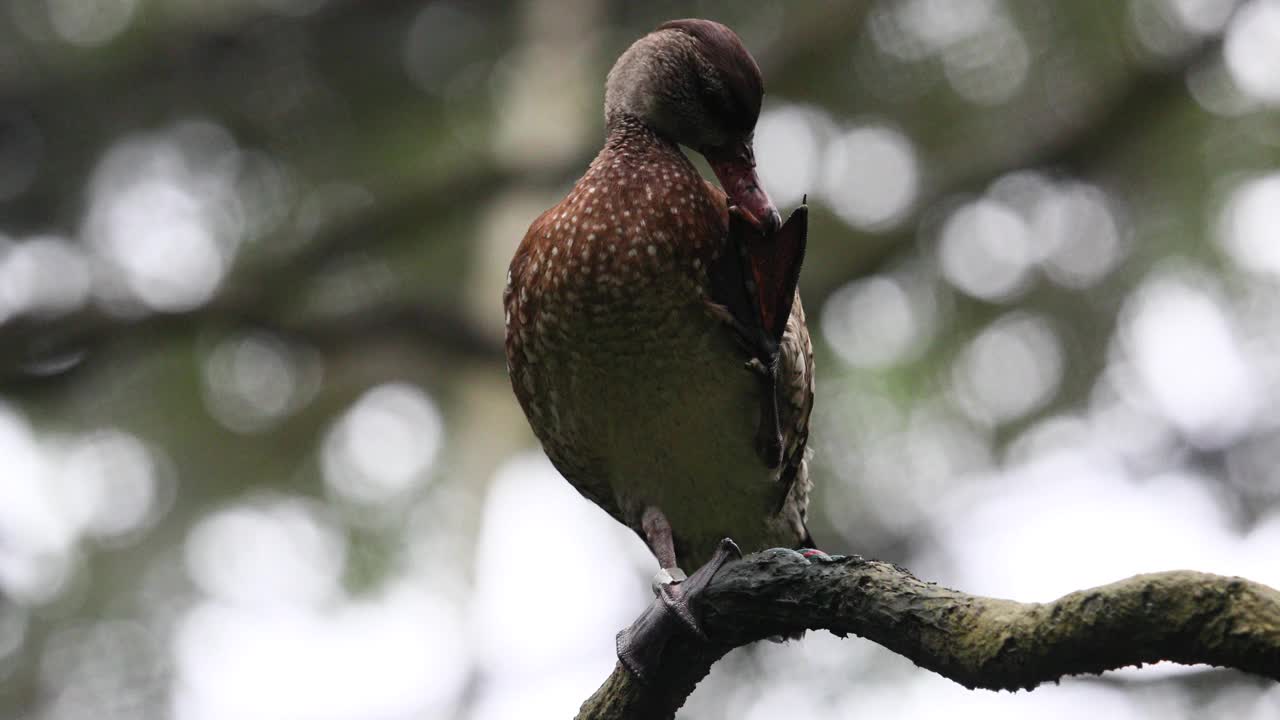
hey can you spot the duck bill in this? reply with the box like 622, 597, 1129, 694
706, 142, 780, 234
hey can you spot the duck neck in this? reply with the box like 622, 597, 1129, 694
605, 113, 680, 156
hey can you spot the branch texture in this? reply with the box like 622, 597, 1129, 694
578, 550, 1280, 719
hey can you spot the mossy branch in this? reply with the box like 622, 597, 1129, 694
576, 550, 1280, 719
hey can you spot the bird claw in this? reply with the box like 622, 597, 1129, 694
616, 539, 742, 684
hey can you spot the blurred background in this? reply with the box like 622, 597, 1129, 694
1, 0, 1280, 718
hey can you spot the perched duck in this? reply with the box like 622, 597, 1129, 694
504, 18, 814, 678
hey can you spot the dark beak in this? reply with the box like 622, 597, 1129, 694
705, 140, 780, 235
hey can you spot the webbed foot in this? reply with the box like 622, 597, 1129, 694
616, 538, 742, 683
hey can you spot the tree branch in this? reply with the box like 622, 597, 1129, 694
577, 550, 1280, 719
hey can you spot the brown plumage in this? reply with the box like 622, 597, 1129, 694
503, 19, 814, 573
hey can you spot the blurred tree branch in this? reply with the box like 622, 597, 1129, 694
0, 297, 502, 387
577, 551, 1280, 720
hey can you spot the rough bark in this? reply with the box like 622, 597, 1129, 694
577, 549, 1280, 720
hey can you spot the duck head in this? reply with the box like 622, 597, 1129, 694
604, 18, 780, 234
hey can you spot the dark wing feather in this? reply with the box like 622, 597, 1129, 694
747, 205, 807, 342
707, 202, 810, 471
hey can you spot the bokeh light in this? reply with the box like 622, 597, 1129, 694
202, 332, 323, 434
939, 198, 1035, 301
46, 0, 138, 47
0, 402, 162, 605
322, 383, 444, 506
83, 124, 248, 314
756, 105, 920, 227
177, 498, 467, 720
819, 124, 919, 230
1224, 0, 1280, 105
755, 104, 827, 209
1030, 181, 1125, 289
1165, 0, 1238, 36
185, 498, 345, 608
1218, 172, 1280, 275
870, 0, 1030, 105
952, 312, 1064, 425
56, 430, 160, 541
403, 3, 487, 97
40, 619, 165, 720
1119, 272, 1258, 447
821, 266, 938, 368
0, 235, 91, 321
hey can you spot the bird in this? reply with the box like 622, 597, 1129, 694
503, 18, 815, 679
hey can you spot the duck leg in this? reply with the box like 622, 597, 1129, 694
616, 508, 741, 683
